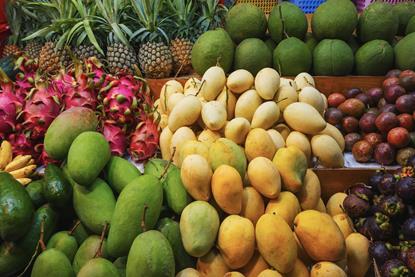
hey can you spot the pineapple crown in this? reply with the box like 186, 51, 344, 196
5, 1, 23, 45
165, 0, 198, 41
129, 0, 172, 44
195, 0, 227, 33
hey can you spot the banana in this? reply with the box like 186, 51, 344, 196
9, 165, 37, 179
28, 159, 35, 165
0, 141, 13, 170
17, 178, 32, 186
5, 155, 32, 172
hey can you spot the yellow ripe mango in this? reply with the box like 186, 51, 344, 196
170, 127, 196, 166
176, 268, 201, 277
274, 123, 291, 141
247, 157, 281, 199
285, 259, 310, 277
346, 233, 370, 277
197, 249, 230, 277
272, 146, 307, 193
181, 154, 212, 201
224, 272, 245, 277
256, 214, 297, 274
225, 117, 250, 145
159, 114, 168, 129
299, 87, 325, 115
279, 77, 297, 90
227, 69, 254, 94
310, 262, 346, 277
240, 187, 265, 225
167, 93, 185, 114
311, 135, 344, 168
160, 80, 183, 113
239, 252, 269, 277
160, 127, 173, 160
257, 269, 282, 277
255, 68, 280, 100
274, 85, 297, 111
168, 95, 202, 132
201, 66, 226, 101
184, 77, 202, 92
235, 89, 262, 122
285, 131, 311, 163
251, 102, 280, 130
315, 198, 327, 213
198, 129, 221, 147
212, 165, 243, 214
245, 128, 276, 161
318, 123, 345, 152
297, 169, 321, 211
332, 213, 354, 239
293, 232, 313, 266
217, 87, 237, 120
283, 102, 326, 135
326, 193, 347, 216
294, 210, 346, 262
265, 191, 301, 228
267, 129, 286, 150
218, 215, 255, 269
201, 101, 227, 131
179, 140, 209, 167
294, 73, 315, 91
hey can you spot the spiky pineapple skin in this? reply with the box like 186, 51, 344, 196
170, 38, 193, 75
39, 42, 70, 74
24, 41, 42, 60
106, 42, 138, 75
2, 44, 20, 57
73, 44, 104, 61
138, 42, 173, 78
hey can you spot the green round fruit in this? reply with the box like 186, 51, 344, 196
357, 2, 398, 43
394, 32, 415, 70
273, 37, 311, 76
355, 40, 394, 76
225, 3, 267, 44
268, 2, 308, 44
191, 28, 235, 75
393, 3, 415, 35
234, 38, 272, 76
406, 15, 415, 35
313, 39, 354, 76
264, 38, 277, 53
305, 32, 318, 53
311, 0, 358, 41
348, 35, 360, 54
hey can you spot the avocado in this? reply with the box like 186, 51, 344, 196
43, 164, 72, 208
26, 180, 46, 207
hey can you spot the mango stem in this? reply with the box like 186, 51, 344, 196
94, 222, 108, 258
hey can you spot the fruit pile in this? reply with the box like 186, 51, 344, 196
1, 0, 226, 78
343, 159, 415, 276
0, 57, 158, 165
156, 66, 346, 169
326, 69, 415, 166
192, 1, 415, 77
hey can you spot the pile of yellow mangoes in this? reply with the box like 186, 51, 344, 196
155, 67, 370, 276
0, 140, 36, 185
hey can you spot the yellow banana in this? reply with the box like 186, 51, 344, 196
5, 155, 32, 172
0, 141, 13, 170
28, 159, 35, 165
16, 178, 32, 186
9, 165, 36, 179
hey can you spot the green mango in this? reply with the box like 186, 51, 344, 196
107, 175, 163, 257
157, 218, 195, 271
104, 156, 141, 193
26, 180, 46, 207
72, 221, 90, 245
126, 230, 175, 277
144, 158, 170, 178
0, 204, 57, 277
0, 172, 34, 241
163, 165, 191, 215
73, 178, 116, 234
45, 107, 99, 160
78, 258, 120, 277
179, 201, 220, 257
113, 257, 127, 277
31, 248, 75, 277
47, 231, 78, 262
43, 164, 72, 208
73, 235, 110, 274
67, 131, 111, 187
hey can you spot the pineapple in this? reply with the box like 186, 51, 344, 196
73, 44, 104, 61
195, 0, 227, 37
2, 2, 22, 57
38, 42, 70, 74
2, 45, 21, 57
24, 41, 42, 60
106, 42, 138, 75
131, 0, 173, 78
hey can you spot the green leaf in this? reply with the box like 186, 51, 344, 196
83, 19, 104, 55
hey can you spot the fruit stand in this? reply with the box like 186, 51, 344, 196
1, 0, 415, 277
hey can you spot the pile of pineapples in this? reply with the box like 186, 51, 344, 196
1, 0, 227, 78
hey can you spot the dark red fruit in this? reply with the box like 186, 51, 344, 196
344, 133, 361, 152
402, 217, 415, 240
348, 183, 373, 201
324, 108, 343, 125
397, 114, 414, 131
386, 69, 402, 78
359, 113, 377, 133
344, 88, 362, 99
396, 95, 415, 114
387, 127, 410, 148
384, 85, 406, 103
374, 143, 396, 165
352, 140, 373, 162
369, 241, 394, 265
327, 93, 346, 107
380, 104, 398, 114
355, 93, 370, 106
396, 177, 415, 202
406, 247, 415, 272
383, 77, 400, 89
381, 259, 411, 277
399, 70, 415, 91
343, 194, 370, 218
338, 98, 365, 117
375, 112, 399, 133
364, 133, 383, 147
342, 116, 359, 133
366, 87, 383, 106
367, 107, 379, 115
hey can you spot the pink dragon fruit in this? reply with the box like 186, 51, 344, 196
0, 88, 22, 139
101, 78, 139, 126
57, 73, 98, 110
8, 131, 34, 157
103, 120, 127, 156
22, 82, 61, 140
14, 56, 38, 101
128, 117, 159, 162
34, 143, 59, 166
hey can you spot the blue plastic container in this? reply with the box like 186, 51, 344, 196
289, 0, 326, 13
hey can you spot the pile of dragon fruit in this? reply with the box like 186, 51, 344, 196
343, 156, 415, 276
0, 56, 159, 166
